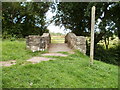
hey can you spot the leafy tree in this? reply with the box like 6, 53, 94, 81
2, 2, 50, 38
52, 2, 120, 45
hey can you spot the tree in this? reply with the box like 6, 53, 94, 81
2, 2, 50, 38
52, 2, 120, 45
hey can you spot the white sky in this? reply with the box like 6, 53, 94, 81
26, 0, 32, 1
25, 1, 69, 34
46, 10, 101, 34
47, 23, 71, 34
25, 1, 115, 35
45, 7, 71, 34
25, 1, 101, 34
45, 6, 101, 34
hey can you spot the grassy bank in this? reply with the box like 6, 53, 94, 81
2, 39, 118, 88
2, 39, 46, 64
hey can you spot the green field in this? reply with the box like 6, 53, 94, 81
51, 35, 65, 43
1, 40, 118, 88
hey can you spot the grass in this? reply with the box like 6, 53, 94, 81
0, 39, 2, 60
51, 35, 65, 43
2, 39, 46, 64
1, 39, 118, 88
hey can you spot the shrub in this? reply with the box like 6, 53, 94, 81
86, 44, 119, 65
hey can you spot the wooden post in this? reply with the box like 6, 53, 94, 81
90, 6, 96, 65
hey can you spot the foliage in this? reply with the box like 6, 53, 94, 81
2, 50, 118, 88
95, 44, 119, 65
52, 2, 120, 45
2, 2, 50, 39
86, 39, 119, 65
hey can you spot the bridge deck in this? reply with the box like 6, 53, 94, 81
48, 43, 73, 53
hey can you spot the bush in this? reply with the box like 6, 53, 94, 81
86, 44, 119, 65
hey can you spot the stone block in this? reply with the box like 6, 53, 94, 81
65, 33, 86, 54
26, 33, 51, 52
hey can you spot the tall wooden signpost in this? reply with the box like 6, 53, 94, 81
90, 6, 96, 65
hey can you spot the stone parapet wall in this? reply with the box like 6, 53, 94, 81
41, 33, 51, 49
26, 33, 51, 52
65, 33, 86, 54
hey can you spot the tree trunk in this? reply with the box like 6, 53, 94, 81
94, 32, 105, 48
107, 37, 109, 49
104, 37, 108, 50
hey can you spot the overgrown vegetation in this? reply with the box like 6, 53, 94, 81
95, 44, 119, 65
86, 36, 119, 65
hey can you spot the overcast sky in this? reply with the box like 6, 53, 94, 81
26, 0, 70, 34
26, 1, 103, 34
45, 7, 71, 34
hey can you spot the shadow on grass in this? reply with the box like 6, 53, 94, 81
86, 44, 119, 65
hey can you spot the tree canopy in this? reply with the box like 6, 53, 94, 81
52, 2, 120, 44
2, 2, 50, 38
2, 2, 120, 42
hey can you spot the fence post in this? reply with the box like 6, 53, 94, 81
90, 6, 96, 65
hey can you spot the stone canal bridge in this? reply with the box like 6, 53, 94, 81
26, 33, 86, 54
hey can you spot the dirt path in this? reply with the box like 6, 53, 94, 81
48, 43, 74, 53
26, 57, 54, 64
0, 60, 16, 67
